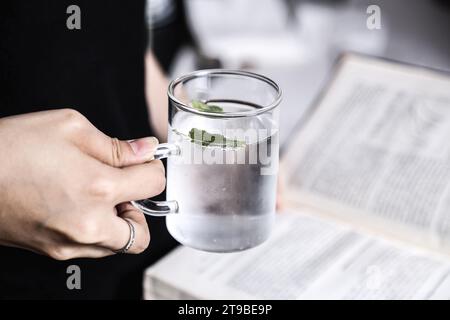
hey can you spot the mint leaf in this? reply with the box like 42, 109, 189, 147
191, 100, 223, 113
188, 128, 245, 148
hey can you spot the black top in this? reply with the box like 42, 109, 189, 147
0, 0, 177, 299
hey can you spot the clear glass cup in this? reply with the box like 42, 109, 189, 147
132, 69, 282, 252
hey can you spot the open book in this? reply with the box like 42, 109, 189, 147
144, 54, 450, 300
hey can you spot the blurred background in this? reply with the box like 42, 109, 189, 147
139, 0, 450, 300
146, 0, 450, 149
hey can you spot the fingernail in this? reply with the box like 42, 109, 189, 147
128, 137, 159, 159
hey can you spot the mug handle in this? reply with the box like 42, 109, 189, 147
131, 143, 180, 216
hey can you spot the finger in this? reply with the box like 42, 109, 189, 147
73, 119, 159, 167
45, 243, 115, 260
100, 203, 150, 254
111, 160, 166, 203
66, 245, 115, 259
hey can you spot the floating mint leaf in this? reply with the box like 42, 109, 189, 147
191, 100, 223, 113
189, 128, 245, 148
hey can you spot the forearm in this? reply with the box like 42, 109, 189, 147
145, 51, 169, 142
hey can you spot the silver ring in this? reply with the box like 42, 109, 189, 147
115, 219, 136, 254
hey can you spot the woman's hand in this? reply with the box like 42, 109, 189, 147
0, 109, 165, 260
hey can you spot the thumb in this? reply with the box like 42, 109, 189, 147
108, 136, 159, 167
82, 134, 159, 168
71, 117, 159, 167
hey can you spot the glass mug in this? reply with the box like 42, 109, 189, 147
132, 70, 282, 252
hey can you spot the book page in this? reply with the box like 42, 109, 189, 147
144, 211, 450, 299
282, 54, 450, 252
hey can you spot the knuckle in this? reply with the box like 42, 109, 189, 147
110, 137, 123, 167
47, 245, 74, 261
71, 219, 101, 244
59, 108, 87, 135
152, 159, 165, 174
87, 175, 115, 201
134, 228, 151, 253
153, 171, 166, 195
